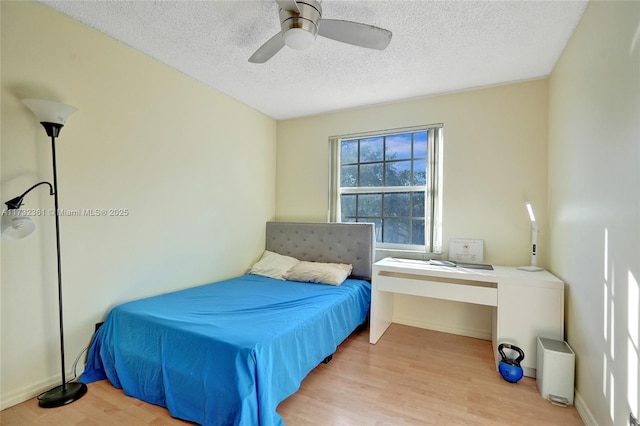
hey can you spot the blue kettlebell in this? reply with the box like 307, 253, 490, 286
498, 343, 525, 383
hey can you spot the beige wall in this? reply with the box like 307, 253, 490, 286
1, 2, 276, 408
548, 1, 640, 424
277, 79, 550, 339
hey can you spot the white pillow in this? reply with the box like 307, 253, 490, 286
284, 261, 353, 286
247, 250, 300, 280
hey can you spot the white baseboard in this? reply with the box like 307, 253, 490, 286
0, 369, 79, 411
392, 317, 492, 341
575, 390, 597, 426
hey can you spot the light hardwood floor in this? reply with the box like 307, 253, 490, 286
1, 324, 583, 425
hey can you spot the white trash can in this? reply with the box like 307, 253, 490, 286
536, 337, 575, 406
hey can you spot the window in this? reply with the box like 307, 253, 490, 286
329, 125, 443, 253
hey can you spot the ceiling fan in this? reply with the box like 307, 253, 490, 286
249, 0, 392, 63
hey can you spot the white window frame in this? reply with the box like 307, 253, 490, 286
329, 124, 443, 254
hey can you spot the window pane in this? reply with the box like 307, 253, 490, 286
412, 219, 425, 245
341, 140, 358, 164
360, 137, 383, 162
357, 193, 382, 216
360, 163, 383, 187
385, 161, 412, 186
412, 192, 425, 217
383, 218, 410, 244
341, 194, 356, 218
364, 218, 383, 243
385, 133, 412, 160
412, 159, 427, 185
414, 131, 428, 158
341, 165, 358, 187
383, 192, 410, 217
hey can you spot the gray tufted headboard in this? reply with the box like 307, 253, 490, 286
265, 222, 375, 280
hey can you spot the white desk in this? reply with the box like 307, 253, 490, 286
370, 257, 564, 377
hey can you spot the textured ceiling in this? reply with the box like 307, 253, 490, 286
42, 0, 589, 120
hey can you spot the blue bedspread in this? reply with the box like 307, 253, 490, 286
80, 274, 371, 425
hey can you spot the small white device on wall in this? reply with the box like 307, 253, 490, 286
448, 238, 484, 263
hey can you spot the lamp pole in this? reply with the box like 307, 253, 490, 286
33, 122, 88, 407
50, 126, 68, 394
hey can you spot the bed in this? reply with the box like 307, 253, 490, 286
80, 221, 375, 425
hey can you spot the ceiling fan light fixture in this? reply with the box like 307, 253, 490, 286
283, 27, 315, 50
249, 0, 391, 63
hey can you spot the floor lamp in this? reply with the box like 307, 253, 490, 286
1, 99, 88, 407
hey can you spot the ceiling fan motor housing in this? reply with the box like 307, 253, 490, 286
279, 0, 321, 50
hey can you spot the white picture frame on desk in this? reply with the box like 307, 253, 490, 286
448, 238, 484, 263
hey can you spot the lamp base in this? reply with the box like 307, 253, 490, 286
517, 265, 544, 272
38, 382, 87, 408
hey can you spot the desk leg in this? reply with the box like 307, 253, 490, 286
491, 306, 499, 371
370, 286, 393, 344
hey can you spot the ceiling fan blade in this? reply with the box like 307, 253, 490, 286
249, 32, 285, 63
318, 19, 392, 50
275, 0, 299, 13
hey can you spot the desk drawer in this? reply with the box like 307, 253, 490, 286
376, 271, 498, 307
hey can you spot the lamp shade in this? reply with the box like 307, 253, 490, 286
22, 99, 77, 126
1, 212, 36, 240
